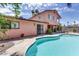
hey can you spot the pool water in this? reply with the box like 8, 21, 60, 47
25, 34, 79, 56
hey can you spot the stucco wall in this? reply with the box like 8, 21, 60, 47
1, 10, 60, 39
31, 11, 59, 25
6, 20, 47, 39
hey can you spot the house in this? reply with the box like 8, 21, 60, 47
0, 10, 61, 39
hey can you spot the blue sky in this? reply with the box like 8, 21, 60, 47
0, 3, 79, 26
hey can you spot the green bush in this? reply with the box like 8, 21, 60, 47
53, 28, 57, 32
56, 24, 62, 31
73, 28, 76, 32
47, 28, 52, 34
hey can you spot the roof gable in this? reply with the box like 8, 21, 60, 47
29, 10, 61, 19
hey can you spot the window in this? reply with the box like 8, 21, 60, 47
11, 22, 19, 29
48, 14, 54, 20
57, 19, 59, 22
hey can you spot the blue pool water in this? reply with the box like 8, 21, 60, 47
25, 34, 79, 56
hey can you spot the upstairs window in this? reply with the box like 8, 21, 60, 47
57, 19, 59, 22
11, 22, 19, 29
48, 14, 54, 20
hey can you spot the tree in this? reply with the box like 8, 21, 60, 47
10, 3, 21, 18
73, 20, 76, 32
73, 21, 76, 25
0, 3, 21, 40
0, 14, 10, 40
0, 3, 22, 18
57, 24, 62, 31
67, 21, 69, 26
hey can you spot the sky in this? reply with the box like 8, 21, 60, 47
0, 3, 79, 26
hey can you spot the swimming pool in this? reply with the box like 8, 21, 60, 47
25, 34, 79, 56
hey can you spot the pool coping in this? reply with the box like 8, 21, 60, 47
25, 33, 79, 56
1, 33, 79, 56
24, 33, 63, 56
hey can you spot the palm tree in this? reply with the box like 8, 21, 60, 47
0, 3, 22, 18
67, 21, 69, 26
11, 3, 21, 18
73, 20, 76, 25
73, 21, 76, 32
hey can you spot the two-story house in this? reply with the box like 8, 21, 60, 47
0, 10, 61, 39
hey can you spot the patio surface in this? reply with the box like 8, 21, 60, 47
0, 37, 36, 56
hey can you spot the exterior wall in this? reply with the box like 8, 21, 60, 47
31, 11, 59, 25
6, 20, 47, 39
0, 10, 60, 39
34, 22, 48, 34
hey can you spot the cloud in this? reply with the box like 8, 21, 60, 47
21, 3, 59, 17
23, 3, 75, 13
53, 7, 75, 12
0, 8, 15, 16
5, 13, 15, 16
24, 3, 58, 10
0, 8, 11, 13
24, 3, 43, 10
43, 3, 57, 7
62, 7, 75, 12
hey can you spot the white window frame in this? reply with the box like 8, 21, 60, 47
48, 14, 54, 20
11, 22, 19, 29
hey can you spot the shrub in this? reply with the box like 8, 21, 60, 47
53, 28, 57, 32
56, 24, 62, 31
47, 28, 52, 34
73, 28, 76, 32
